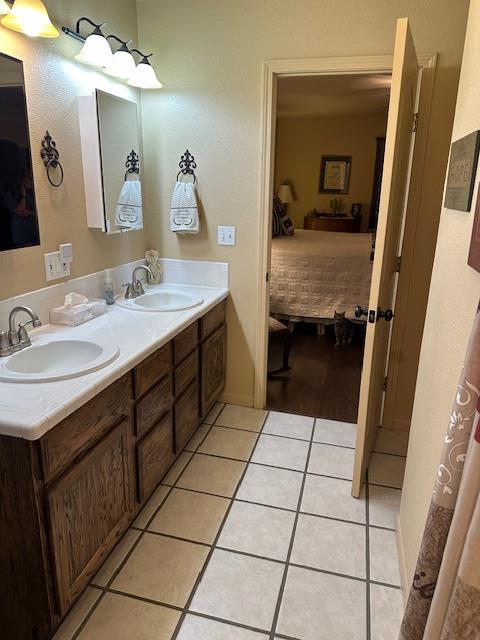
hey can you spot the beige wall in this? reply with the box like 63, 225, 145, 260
399, 0, 480, 589
0, 0, 147, 301
275, 114, 388, 230
137, 0, 468, 406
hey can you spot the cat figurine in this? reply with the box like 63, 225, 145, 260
333, 311, 353, 347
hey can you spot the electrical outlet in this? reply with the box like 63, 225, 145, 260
217, 225, 236, 246
44, 251, 70, 282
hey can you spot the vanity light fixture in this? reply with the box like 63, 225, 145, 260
73, 18, 113, 68
62, 18, 163, 90
1, 0, 58, 38
103, 35, 136, 80
127, 51, 163, 90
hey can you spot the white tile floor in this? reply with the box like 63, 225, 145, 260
54, 404, 406, 640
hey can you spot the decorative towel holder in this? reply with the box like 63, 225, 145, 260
124, 149, 140, 180
40, 131, 64, 187
176, 149, 197, 183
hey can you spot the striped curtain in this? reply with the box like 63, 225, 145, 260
400, 309, 480, 639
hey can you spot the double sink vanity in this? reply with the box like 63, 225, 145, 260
0, 277, 228, 640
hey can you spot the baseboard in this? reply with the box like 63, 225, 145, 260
396, 513, 410, 605
219, 392, 254, 407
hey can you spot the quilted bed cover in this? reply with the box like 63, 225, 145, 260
270, 229, 373, 321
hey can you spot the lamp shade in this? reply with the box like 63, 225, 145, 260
127, 58, 163, 89
75, 31, 113, 67
0, 0, 10, 16
104, 48, 136, 80
277, 184, 294, 204
1, 0, 58, 37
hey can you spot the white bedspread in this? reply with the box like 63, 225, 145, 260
270, 229, 373, 321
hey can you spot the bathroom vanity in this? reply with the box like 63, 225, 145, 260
0, 298, 226, 640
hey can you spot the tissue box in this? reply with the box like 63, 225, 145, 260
50, 298, 107, 327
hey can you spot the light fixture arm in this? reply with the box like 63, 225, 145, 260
61, 17, 107, 43
107, 34, 133, 53
130, 49, 153, 65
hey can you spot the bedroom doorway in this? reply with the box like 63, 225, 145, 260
256, 21, 437, 495
267, 72, 390, 422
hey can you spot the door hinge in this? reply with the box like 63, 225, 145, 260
413, 112, 419, 133
395, 255, 402, 273
383, 376, 388, 392
266, 272, 269, 283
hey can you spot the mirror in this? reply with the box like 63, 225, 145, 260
0, 54, 40, 251
96, 90, 143, 234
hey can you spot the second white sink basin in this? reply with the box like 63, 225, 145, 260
0, 336, 119, 383
117, 286, 204, 312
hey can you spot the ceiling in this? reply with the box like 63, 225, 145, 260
277, 73, 392, 118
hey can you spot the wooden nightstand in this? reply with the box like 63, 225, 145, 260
304, 214, 361, 233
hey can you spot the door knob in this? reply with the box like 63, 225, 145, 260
355, 305, 368, 319
377, 307, 394, 322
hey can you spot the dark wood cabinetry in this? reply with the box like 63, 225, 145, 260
0, 299, 227, 640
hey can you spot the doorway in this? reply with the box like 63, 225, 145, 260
255, 23, 437, 495
267, 73, 390, 423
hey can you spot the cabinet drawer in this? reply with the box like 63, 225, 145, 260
201, 300, 226, 339
137, 412, 175, 503
47, 419, 133, 615
134, 343, 171, 398
174, 348, 199, 397
41, 374, 133, 480
174, 322, 199, 365
201, 324, 226, 417
174, 381, 200, 452
136, 375, 172, 438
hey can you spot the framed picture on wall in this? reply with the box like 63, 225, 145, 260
444, 131, 480, 211
319, 155, 351, 194
468, 187, 480, 273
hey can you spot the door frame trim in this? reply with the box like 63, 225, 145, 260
254, 53, 436, 409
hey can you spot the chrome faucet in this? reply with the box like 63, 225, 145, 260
6, 306, 42, 354
124, 265, 154, 299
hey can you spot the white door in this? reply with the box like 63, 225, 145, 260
352, 17, 418, 497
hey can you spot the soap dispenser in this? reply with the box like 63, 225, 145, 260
104, 269, 115, 305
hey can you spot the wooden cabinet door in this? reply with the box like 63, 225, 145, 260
47, 419, 134, 615
137, 412, 175, 503
201, 324, 226, 418
174, 381, 200, 453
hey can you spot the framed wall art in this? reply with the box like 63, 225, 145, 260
319, 155, 351, 194
468, 186, 480, 273
444, 131, 480, 211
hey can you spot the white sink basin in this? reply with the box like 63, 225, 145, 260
0, 336, 119, 383
117, 287, 204, 312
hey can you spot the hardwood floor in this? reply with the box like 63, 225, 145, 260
267, 323, 365, 423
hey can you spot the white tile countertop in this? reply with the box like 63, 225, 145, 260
0, 284, 228, 440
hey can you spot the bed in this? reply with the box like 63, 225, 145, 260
269, 229, 373, 323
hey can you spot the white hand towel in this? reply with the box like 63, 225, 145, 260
170, 181, 200, 234
115, 180, 142, 228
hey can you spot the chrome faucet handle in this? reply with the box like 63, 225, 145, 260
8, 328, 21, 352
123, 283, 137, 299
18, 321, 33, 348
0, 331, 12, 357
134, 280, 145, 296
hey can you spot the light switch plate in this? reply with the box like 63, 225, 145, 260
218, 225, 236, 246
44, 251, 70, 282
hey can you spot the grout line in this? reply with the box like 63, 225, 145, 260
268, 417, 315, 639
365, 474, 371, 640
170, 410, 270, 639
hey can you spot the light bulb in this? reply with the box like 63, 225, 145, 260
127, 58, 163, 90
75, 31, 113, 68
104, 48, 136, 80
0, 0, 10, 16
1, 0, 58, 38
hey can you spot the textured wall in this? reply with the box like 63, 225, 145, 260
400, 0, 480, 588
275, 114, 388, 230
0, 0, 147, 301
137, 0, 469, 405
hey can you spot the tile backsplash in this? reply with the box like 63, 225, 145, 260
0, 258, 229, 330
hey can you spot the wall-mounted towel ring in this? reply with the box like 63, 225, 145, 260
176, 149, 197, 184
40, 131, 64, 187
125, 149, 140, 180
